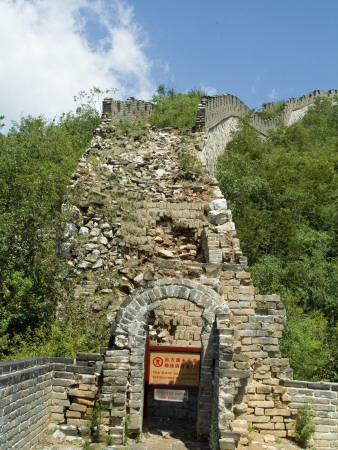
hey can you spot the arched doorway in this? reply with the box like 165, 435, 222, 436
110, 278, 234, 439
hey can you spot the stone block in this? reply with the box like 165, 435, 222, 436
245, 415, 269, 423
51, 405, 64, 414
272, 430, 287, 437
104, 357, 129, 364
106, 349, 129, 357
248, 400, 274, 408
265, 408, 291, 416
314, 440, 335, 448
314, 391, 337, 399
68, 388, 96, 399
256, 385, 272, 394
52, 392, 69, 400
50, 413, 65, 422
66, 410, 82, 418
70, 403, 87, 412
60, 424, 78, 436
253, 423, 275, 430
219, 438, 236, 449
51, 398, 70, 407
110, 434, 124, 444
314, 432, 337, 440
104, 363, 129, 370
271, 416, 283, 423
66, 419, 88, 426
74, 397, 95, 406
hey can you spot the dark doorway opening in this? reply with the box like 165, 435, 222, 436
144, 338, 201, 422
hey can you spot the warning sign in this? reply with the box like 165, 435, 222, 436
154, 389, 188, 402
149, 351, 200, 386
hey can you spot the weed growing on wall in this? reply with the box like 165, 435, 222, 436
208, 422, 219, 450
180, 152, 202, 174
87, 401, 105, 443
294, 399, 315, 448
110, 120, 149, 142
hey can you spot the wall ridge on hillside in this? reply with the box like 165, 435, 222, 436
195, 89, 338, 134
199, 89, 338, 174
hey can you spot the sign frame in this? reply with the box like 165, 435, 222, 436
144, 338, 201, 417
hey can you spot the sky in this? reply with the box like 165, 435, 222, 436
0, 0, 337, 129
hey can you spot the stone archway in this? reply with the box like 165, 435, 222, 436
110, 278, 234, 438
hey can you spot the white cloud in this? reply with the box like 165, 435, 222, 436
0, 0, 156, 127
201, 85, 217, 96
268, 88, 278, 101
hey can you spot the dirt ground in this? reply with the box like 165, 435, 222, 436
36, 418, 303, 450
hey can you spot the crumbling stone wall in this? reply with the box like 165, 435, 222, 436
1, 93, 338, 449
102, 97, 153, 123
149, 298, 203, 346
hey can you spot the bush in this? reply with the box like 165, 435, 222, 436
256, 100, 286, 120
148, 85, 204, 128
294, 399, 315, 447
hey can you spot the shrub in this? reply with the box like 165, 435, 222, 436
256, 100, 286, 120
0, 91, 102, 359
87, 401, 105, 442
208, 422, 219, 450
294, 398, 315, 447
148, 85, 204, 128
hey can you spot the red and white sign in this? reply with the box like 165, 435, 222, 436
149, 351, 200, 386
154, 389, 188, 402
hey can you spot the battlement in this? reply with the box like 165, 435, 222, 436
199, 89, 338, 174
102, 97, 153, 123
196, 89, 338, 134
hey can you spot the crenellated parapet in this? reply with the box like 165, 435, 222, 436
196, 89, 338, 134
102, 97, 153, 123
199, 89, 338, 174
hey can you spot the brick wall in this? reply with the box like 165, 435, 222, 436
102, 97, 153, 123
0, 357, 73, 450
283, 379, 338, 449
149, 298, 203, 346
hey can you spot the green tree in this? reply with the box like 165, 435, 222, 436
216, 98, 338, 380
0, 92, 102, 359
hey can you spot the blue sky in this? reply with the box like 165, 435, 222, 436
128, 0, 338, 106
0, 0, 337, 128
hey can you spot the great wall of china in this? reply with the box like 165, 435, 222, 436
0, 90, 337, 450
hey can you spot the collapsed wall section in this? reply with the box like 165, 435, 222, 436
1, 92, 338, 448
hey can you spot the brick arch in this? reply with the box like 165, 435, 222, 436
111, 278, 232, 349
110, 278, 234, 438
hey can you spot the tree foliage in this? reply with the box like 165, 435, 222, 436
0, 94, 102, 359
255, 100, 286, 120
148, 85, 204, 128
216, 98, 338, 381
